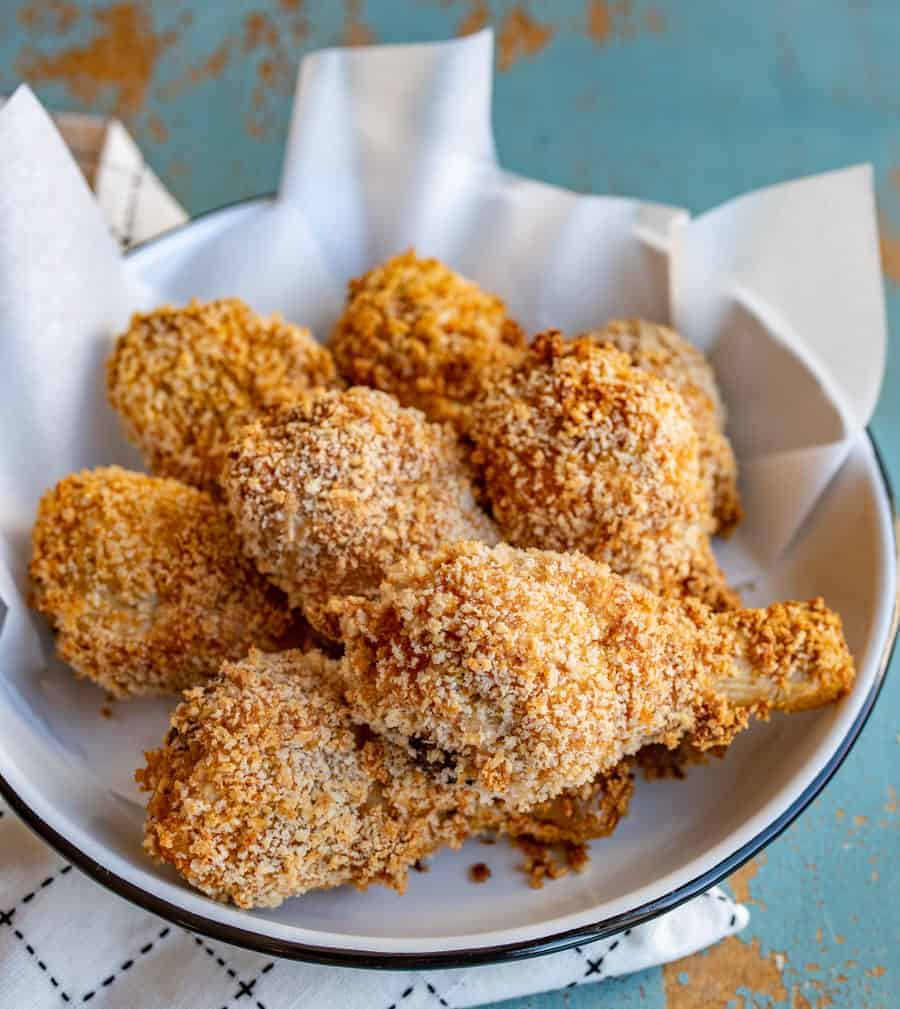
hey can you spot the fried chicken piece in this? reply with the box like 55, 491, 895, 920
221, 387, 498, 632
469, 331, 737, 610
329, 251, 526, 431
29, 467, 299, 697
107, 299, 339, 493
583, 319, 741, 534
336, 541, 855, 809
139, 647, 630, 908
138, 649, 485, 908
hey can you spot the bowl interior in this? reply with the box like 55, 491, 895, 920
0, 202, 894, 959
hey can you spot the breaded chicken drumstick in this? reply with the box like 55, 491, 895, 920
583, 319, 741, 534
29, 467, 300, 697
221, 387, 498, 632
107, 298, 338, 493
139, 649, 630, 908
335, 541, 855, 810
329, 251, 525, 431
469, 331, 737, 609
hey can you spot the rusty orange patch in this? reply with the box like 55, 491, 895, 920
147, 115, 168, 143
18, 0, 79, 34
343, 0, 375, 46
879, 216, 900, 284
728, 852, 767, 906
18, 3, 175, 117
457, 0, 489, 36
662, 937, 787, 1009
497, 4, 554, 71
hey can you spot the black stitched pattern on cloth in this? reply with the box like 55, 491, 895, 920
385, 982, 417, 1008
81, 926, 171, 1002
1, 861, 74, 1002
426, 981, 450, 1007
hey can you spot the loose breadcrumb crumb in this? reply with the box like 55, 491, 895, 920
107, 298, 339, 492
29, 467, 298, 697
330, 251, 525, 430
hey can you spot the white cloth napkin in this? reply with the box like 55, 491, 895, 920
0, 799, 748, 1008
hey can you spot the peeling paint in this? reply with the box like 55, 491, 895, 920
146, 114, 168, 143
886, 784, 897, 813
586, 0, 662, 45
343, 0, 376, 46
17, 0, 79, 34
498, 5, 554, 71
879, 216, 900, 284
18, 3, 175, 117
662, 937, 787, 1009
728, 852, 767, 906
457, 0, 490, 36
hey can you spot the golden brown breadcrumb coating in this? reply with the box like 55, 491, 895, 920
583, 319, 742, 534
29, 467, 297, 698
106, 299, 339, 493
469, 332, 737, 610
329, 251, 526, 430
139, 650, 485, 908
336, 541, 855, 809
221, 387, 498, 631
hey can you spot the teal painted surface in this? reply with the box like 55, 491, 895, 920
2, 2, 897, 1006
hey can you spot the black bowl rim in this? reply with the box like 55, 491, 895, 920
0, 203, 895, 969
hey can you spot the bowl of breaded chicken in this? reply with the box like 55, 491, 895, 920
2, 211, 891, 966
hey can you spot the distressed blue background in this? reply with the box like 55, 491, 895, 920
1, 1, 897, 1006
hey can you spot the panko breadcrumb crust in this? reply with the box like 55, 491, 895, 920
584, 319, 742, 534
29, 467, 299, 698
221, 387, 498, 631
329, 251, 526, 430
336, 541, 854, 809
106, 298, 339, 493
138, 650, 488, 908
469, 332, 737, 610
138, 648, 636, 908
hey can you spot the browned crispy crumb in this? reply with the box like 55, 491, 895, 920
491, 762, 634, 845
221, 387, 497, 632
583, 319, 742, 534
107, 298, 339, 492
413, 859, 430, 873
468, 862, 492, 883
138, 649, 486, 908
469, 331, 737, 610
100, 705, 113, 719
29, 467, 299, 697
329, 250, 526, 431
513, 836, 587, 889
337, 541, 855, 808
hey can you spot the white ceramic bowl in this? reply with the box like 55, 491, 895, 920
0, 201, 895, 968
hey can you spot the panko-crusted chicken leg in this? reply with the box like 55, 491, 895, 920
335, 542, 855, 809
29, 467, 302, 697
139, 650, 485, 907
138, 648, 632, 908
469, 332, 737, 610
221, 387, 498, 633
